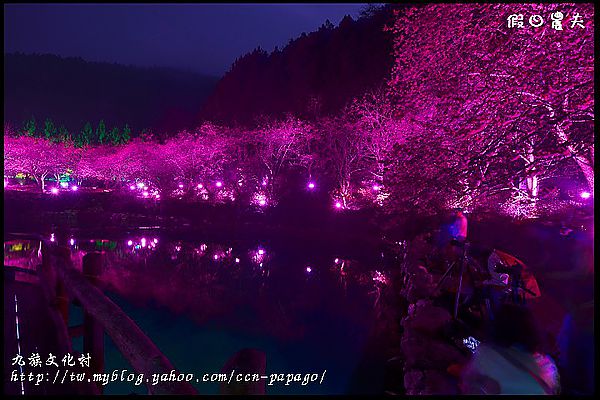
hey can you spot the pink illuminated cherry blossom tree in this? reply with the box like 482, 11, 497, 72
253, 116, 311, 198
3, 136, 69, 192
387, 3, 594, 212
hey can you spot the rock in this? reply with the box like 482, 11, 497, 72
401, 336, 467, 370
404, 369, 424, 394
406, 285, 434, 303
403, 304, 452, 335
420, 370, 459, 395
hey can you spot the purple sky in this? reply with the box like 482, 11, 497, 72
4, 3, 371, 77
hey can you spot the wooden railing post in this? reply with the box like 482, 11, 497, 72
220, 348, 266, 395
82, 252, 105, 392
42, 242, 70, 324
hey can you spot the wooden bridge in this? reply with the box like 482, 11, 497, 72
3, 233, 265, 395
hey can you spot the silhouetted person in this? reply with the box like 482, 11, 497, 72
449, 209, 468, 243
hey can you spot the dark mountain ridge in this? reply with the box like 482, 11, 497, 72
4, 52, 219, 134
200, 5, 397, 125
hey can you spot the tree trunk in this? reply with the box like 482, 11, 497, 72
526, 175, 539, 198
555, 124, 594, 193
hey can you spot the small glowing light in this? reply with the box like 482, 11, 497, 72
156, 194, 160, 199
372, 184, 380, 191
197, 183, 203, 189
50, 233, 55, 242
581, 191, 591, 199
235, 258, 240, 263
69, 238, 75, 246
178, 184, 184, 188
50, 188, 59, 194
4, 179, 7, 188
335, 202, 342, 209
127, 240, 133, 246
153, 238, 158, 244
258, 249, 265, 255
213, 254, 219, 260
334, 258, 340, 264
71, 185, 78, 191
259, 263, 263, 268
60, 182, 69, 188
143, 186, 148, 190
306, 266, 312, 273
238, 182, 243, 186
259, 199, 266, 206
141, 238, 147, 247
262, 181, 267, 186
308, 182, 315, 189
143, 191, 149, 197
137, 182, 144, 189
216, 181, 223, 188
130, 185, 136, 190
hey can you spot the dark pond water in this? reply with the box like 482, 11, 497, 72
60, 230, 400, 395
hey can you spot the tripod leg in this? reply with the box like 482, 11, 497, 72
453, 251, 466, 319
435, 261, 456, 292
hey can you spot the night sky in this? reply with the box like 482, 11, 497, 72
4, 3, 370, 77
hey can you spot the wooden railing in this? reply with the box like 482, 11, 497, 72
5, 233, 266, 395
44, 241, 198, 395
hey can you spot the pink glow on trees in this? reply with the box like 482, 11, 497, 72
318, 116, 368, 208
349, 87, 406, 188
173, 125, 229, 194
254, 116, 311, 199
4, 136, 72, 193
50, 187, 59, 194
252, 192, 268, 207
387, 3, 594, 213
